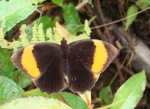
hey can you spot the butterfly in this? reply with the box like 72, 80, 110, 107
11, 23, 117, 94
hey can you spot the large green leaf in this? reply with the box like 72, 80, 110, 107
62, 3, 83, 35
58, 92, 89, 109
111, 70, 146, 109
125, 5, 138, 30
0, 96, 72, 109
21, 89, 88, 109
63, 3, 80, 25
0, 0, 44, 33
0, 75, 24, 104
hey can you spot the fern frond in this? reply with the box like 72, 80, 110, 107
84, 20, 91, 36
46, 27, 54, 42
10, 40, 21, 51
0, 39, 8, 48
76, 20, 90, 40
32, 23, 38, 42
37, 23, 45, 41
19, 24, 29, 46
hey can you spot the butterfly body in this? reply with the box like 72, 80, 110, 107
11, 38, 117, 94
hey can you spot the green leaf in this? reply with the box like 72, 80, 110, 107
8, 70, 31, 88
125, 5, 138, 30
65, 24, 84, 35
0, 48, 31, 88
16, 71, 32, 88
63, 3, 83, 34
22, 89, 62, 100
136, 0, 150, 10
22, 90, 88, 109
22, 89, 51, 97
0, 75, 24, 104
84, 20, 91, 36
59, 92, 89, 109
0, 0, 44, 33
111, 70, 146, 109
39, 16, 59, 32
75, 20, 90, 41
0, 48, 14, 74
0, 96, 72, 109
52, 0, 63, 7
63, 3, 80, 24
99, 86, 113, 105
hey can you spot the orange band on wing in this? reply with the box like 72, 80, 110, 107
21, 45, 40, 78
91, 40, 108, 73
93, 73, 100, 79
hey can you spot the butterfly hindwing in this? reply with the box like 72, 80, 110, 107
34, 48, 64, 94
67, 39, 117, 92
11, 42, 64, 94
68, 53, 95, 93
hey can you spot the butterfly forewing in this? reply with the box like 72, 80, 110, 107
11, 42, 65, 94
67, 39, 117, 93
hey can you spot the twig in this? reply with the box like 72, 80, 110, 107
75, 0, 89, 10
85, 5, 103, 39
91, 6, 150, 29
94, 0, 112, 42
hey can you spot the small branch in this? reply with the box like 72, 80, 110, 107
95, 0, 112, 42
75, 0, 89, 10
91, 6, 150, 29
